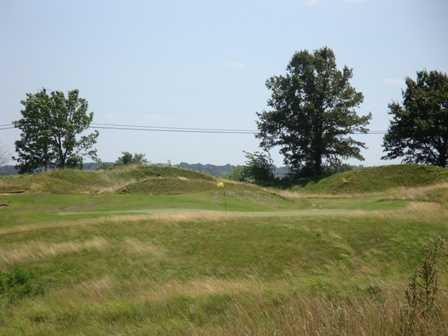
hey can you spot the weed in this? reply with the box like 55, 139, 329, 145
401, 237, 446, 336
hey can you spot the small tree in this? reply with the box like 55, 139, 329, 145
383, 70, 448, 167
13, 89, 98, 173
115, 152, 147, 165
240, 151, 275, 185
257, 47, 371, 177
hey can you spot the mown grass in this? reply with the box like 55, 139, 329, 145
0, 165, 447, 335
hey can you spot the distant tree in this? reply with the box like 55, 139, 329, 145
240, 151, 275, 185
13, 89, 98, 173
228, 165, 246, 182
257, 47, 371, 177
0, 148, 8, 166
115, 152, 147, 165
383, 70, 448, 167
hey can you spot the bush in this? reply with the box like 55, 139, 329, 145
115, 152, 148, 166
0, 268, 44, 304
237, 151, 276, 186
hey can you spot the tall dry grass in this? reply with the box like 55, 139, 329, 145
193, 238, 448, 336
191, 292, 448, 336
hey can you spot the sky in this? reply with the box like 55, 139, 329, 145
1, 0, 447, 166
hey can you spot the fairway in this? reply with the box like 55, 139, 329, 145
0, 166, 447, 335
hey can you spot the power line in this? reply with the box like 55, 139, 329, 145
91, 122, 255, 133
90, 125, 256, 134
0, 121, 387, 134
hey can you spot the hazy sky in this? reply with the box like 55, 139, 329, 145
1, 0, 447, 165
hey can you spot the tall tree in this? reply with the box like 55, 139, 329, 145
256, 47, 371, 177
383, 70, 448, 167
14, 89, 99, 173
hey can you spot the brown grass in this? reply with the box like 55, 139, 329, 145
0, 237, 108, 265
122, 238, 165, 256
140, 278, 266, 302
192, 291, 448, 336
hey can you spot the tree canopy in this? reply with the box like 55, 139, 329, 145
256, 47, 371, 177
383, 70, 448, 167
13, 89, 98, 173
115, 152, 148, 165
238, 151, 275, 185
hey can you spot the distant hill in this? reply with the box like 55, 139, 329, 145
178, 162, 234, 177
0, 165, 17, 176
178, 162, 290, 177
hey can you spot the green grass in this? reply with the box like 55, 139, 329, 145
0, 165, 447, 335
0, 164, 214, 194
302, 164, 448, 193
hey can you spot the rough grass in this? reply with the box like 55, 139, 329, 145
191, 291, 448, 336
0, 164, 215, 194
302, 164, 448, 194
0, 165, 448, 335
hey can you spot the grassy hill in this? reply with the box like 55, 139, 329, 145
0, 165, 219, 194
0, 164, 448, 335
302, 164, 448, 194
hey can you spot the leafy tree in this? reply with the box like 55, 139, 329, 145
240, 151, 275, 185
256, 47, 371, 177
13, 89, 98, 173
383, 70, 448, 167
115, 152, 147, 165
228, 165, 246, 182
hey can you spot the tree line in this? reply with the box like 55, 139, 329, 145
10, 47, 448, 180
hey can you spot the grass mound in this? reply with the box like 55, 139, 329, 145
302, 164, 448, 193
119, 177, 218, 195
0, 165, 215, 194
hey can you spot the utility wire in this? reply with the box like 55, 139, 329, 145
90, 125, 255, 134
91, 122, 256, 133
0, 121, 387, 134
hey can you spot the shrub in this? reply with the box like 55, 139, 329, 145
0, 268, 44, 304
